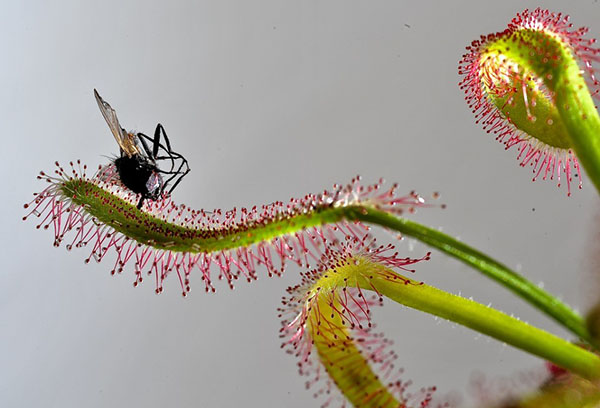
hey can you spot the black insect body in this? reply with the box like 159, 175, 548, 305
114, 154, 162, 199
94, 89, 190, 209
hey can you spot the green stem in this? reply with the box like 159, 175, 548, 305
349, 207, 594, 346
364, 268, 600, 380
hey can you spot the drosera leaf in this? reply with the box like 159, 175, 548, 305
23, 161, 428, 295
279, 237, 440, 407
279, 236, 600, 406
459, 8, 600, 195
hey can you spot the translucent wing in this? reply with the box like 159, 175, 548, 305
94, 89, 141, 157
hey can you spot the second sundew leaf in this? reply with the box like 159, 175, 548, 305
279, 240, 439, 407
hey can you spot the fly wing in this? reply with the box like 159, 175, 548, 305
94, 89, 141, 157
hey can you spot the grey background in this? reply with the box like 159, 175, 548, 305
3, 1, 600, 407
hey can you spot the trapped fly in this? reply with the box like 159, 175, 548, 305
94, 89, 190, 209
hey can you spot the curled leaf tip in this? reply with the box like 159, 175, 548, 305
278, 236, 441, 408
459, 8, 600, 195
23, 160, 430, 296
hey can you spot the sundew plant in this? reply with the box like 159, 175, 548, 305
23, 8, 600, 408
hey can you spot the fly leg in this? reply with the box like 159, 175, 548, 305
151, 124, 190, 195
151, 124, 176, 171
137, 132, 154, 159
137, 124, 191, 197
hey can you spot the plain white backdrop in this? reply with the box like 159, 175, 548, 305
3, 1, 600, 406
